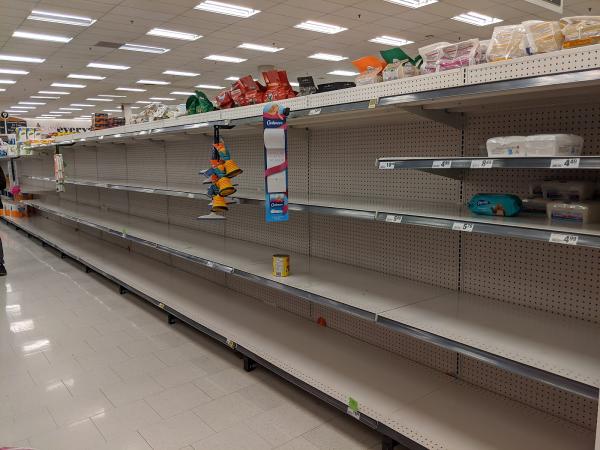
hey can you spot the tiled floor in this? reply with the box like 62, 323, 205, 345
0, 224, 382, 450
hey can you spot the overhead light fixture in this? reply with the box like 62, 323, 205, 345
39, 90, 69, 95
163, 70, 200, 77
19, 101, 45, 105
204, 54, 246, 63
86, 98, 113, 102
0, 54, 45, 63
68, 74, 105, 80
31, 95, 59, 99
51, 82, 86, 88
60, 107, 82, 111
294, 21, 347, 34
384, 0, 438, 8
452, 11, 502, 26
87, 62, 130, 70
0, 68, 29, 75
194, 1, 260, 18
225, 76, 239, 81
11, 106, 36, 109
115, 87, 146, 92
369, 35, 414, 46
103, 109, 122, 112
0, 89, 5, 92
147, 28, 201, 41
49, 111, 71, 114
195, 84, 225, 89
28, 10, 96, 27
170, 91, 195, 96
308, 53, 348, 61
149, 97, 175, 101
328, 70, 359, 76
119, 43, 170, 54
12, 30, 72, 43
238, 43, 283, 53
0, 80, 16, 84
5, 110, 28, 114
136, 79, 171, 85
71, 103, 95, 107
135, 101, 153, 104
98, 94, 126, 98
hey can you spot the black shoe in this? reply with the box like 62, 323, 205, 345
0, 265, 6, 276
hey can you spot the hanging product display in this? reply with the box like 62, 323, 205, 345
198, 125, 241, 220
263, 104, 290, 223
54, 153, 65, 193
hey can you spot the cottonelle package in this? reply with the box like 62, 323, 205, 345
486, 134, 583, 157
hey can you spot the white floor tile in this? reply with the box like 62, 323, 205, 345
29, 418, 106, 450
111, 353, 168, 380
150, 361, 207, 388
302, 415, 380, 449
91, 399, 162, 440
0, 407, 57, 442
145, 382, 211, 419
193, 392, 263, 432
101, 374, 165, 407
138, 410, 214, 450
48, 390, 114, 426
192, 423, 273, 450
91, 431, 153, 450
274, 436, 320, 450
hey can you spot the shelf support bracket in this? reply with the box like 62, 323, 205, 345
404, 106, 464, 130
381, 435, 401, 450
167, 313, 177, 325
243, 355, 257, 372
119, 285, 128, 295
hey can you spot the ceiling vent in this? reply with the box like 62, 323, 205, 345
94, 41, 123, 49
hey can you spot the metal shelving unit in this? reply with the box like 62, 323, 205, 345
2, 214, 594, 450
24, 198, 600, 399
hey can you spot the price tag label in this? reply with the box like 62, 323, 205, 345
187, 193, 195, 198
140, 188, 154, 193
368, 98, 379, 109
385, 214, 403, 223
452, 222, 474, 232
347, 408, 361, 420
470, 159, 494, 169
549, 233, 578, 245
379, 161, 395, 170
550, 158, 580, 169
226, 339, 237, 349
432, 160, 452, 169
158, 302, 165, 309
308, 108, 321, 116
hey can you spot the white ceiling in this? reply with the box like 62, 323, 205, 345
0, 0, 596, 118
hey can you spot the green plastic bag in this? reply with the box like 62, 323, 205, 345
186, 90, 215, 115
380, 48, 423, 68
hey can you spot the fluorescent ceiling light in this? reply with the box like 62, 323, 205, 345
87, 98, 113, 102
19, 102, 45, 105
28, 10, 96, 27
238, 43, 283, 53
5, 110, 28, 114
87, 62, 130, 70
147, 28, 201, 41
130, 107, 140, 109
195, 84, 225, 89
452, 11, 502, 26
68, 74, 105, 80
136, 79, 170, 85
289, 81, 299, 87
309, 53, 348, 61
60, 107, 82, 111
12, 30, 72, 43
163, 70, 200, 77
103, 109, 122, 112
328, 70, 359, 76
294, 21, 347, 34
119, 43, 170, 54
98, 94, 126, 98
0, 89, 5, 92
0, 55, 45, 63
225, 76, 239, 81
31, 96, 59, 99
369, 35, 414, 46
49, 111, 71, 114
71, 103, 95, 107
194, 1, 260, 18
136, 101, 153, 104
149, 97, 175, 101
204, 54, 246, 63
170, 91, 195, 96
0, 68, 29, 75
115, 87, 146, 92
39, 90, 69, 95
11, 106, 35, 109
384, 0, 437, 8
0, 80, 16, 84
51, 82, 86, 88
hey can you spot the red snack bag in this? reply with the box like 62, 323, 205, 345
215, 90, 233, 109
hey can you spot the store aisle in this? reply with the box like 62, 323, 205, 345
0, 224, 380, 450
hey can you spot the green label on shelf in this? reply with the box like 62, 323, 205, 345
348, 397, 359, 412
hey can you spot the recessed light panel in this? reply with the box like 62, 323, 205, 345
0, 55, 45, 63
68, 74, 106, 80
204, 55, 247, 63
0, 69, 29, 75
194, 1, 260, 18
308, 53, 348, 61
170, 91, 195, 96
19, 102, 45, 105
294, 21, 347, 34
327, 70, 359, 76
98, 94, 127, 98
39, 90, 69, 95
195, 84, 225, 89
147, 28, 201, 41
384, 0, 437, 8
87, 98, 113, 102
149, 97, 175, 101
163, 70, 200, 77
71, 104, 95, 107
31, 96, 59, 99
87, 62, 130, 70
0, 80, 16, 84
369, 36, 414, 46
238, 43, 283, 53
28, 10, 96, 27
119, 43, 170, 54
51, 82, 86, 88
12, 31, 72, 43
136, 80, 171, 85
452, 11, 502, 26
115, 87, 146, 92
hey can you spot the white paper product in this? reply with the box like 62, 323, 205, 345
547, 201, 600, 223
487, 25, 527, 62
264, 128, 286, 192
541, 180, 594, 201
525, 134, 583, 156
486, 136, 527, 157
418, 42, 451, 74
523, 20, 563, 54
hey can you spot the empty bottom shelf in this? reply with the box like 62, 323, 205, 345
3, 214, 594, 450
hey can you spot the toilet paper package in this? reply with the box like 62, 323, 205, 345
487, 134, 583, 157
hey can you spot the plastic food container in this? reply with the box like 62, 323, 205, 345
541, 180, 594, 201
523, 20, 563, 54
487, 25, 527, 62
560, 16, 600, 48
547, 201, 600, 223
